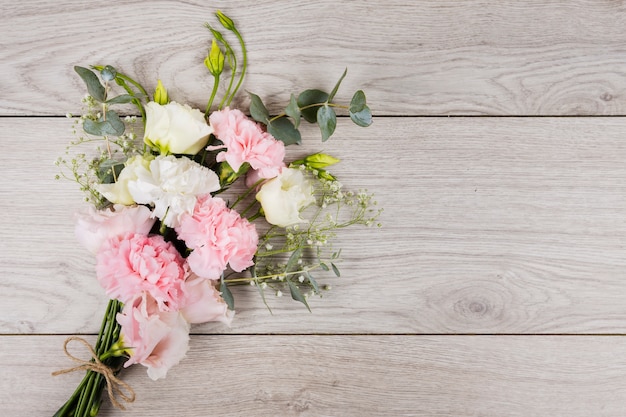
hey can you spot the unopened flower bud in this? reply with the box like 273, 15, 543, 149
292, 152, 340, 170
216, 10, 235, 30
218, 161, 249, 187
205, 39, 225, 77
153, 79, 169, 105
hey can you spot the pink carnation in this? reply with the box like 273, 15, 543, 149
208, 107, 285, 178
175, 195, 258, 280
96, 233, 187, 311
117, 292, 190, 380
75, 205, 155, 254
180, 273, 234, 325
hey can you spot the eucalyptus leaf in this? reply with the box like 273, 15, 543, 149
349, 105, 373, 127
248, 91, 269, 123
297, 89, 329, 123
100, 65, 117, 82
287, 280, 311, 312
252, 266, 273, 314
267, 117, 302, 145
304, 271, 320, 294
328, 68, 347, 102
74, 66, 106, 102
331, 262, 341, 277
316, 105, 337, 142
103, 111, 126, 135
350, 90, 367, 113
106, 94, 135, 105
320, 262, 329, 271
220, 275, 235, 310
285, 248, 303, 273
285, 94, 301, 129
97, 159, 126, 184
82, 111, 125, 136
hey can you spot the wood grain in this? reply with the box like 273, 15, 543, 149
2, 0, 626, 116
3, 117, 626, 335
2, 335, 626, 417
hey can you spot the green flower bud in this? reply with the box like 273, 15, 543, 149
216, 10, 235, 30
154, 79, 169, 105
317, 169, 337, 181
205, 39, 225, 77
218, 161, 249, 187
293, 153, 341, 170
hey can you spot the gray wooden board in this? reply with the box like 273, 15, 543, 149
2, 335, 625, 417
2, 0, 626, 116
2, 117, 626, 335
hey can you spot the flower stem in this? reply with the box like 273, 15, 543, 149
206, 75, 220, 116
218, 46, 237, 110
226, 27, 247, 106
53, 300, 124, 417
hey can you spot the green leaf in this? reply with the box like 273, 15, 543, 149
331, 262, 341, 277
74, 66, 105, 102
105, 94, 135, 105
350, 90, 367, 113
267, 117, 302, 145
287, 280, 311, 312
320, 262, 329, 271
285, 248, 303, 273
97, 159, 125, 184
349, 105, 373, 127
297, 89, 329, 123
248, 91, 269, 123
316, 105, 337, 142
100, 65, 117, 82
304, 271, 320, 294
82, 111, 125, 136
251, 266, 273, 314
285, 93, 301, 129
220, 275, 235, 310
328, 68, 347, 102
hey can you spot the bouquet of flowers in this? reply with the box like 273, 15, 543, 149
53, 11, 380, 417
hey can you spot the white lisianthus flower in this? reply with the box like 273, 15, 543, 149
127, 155, 220, 227
144, 101, 213, 155
97, 155, 153, 205
255, 167, 316, 228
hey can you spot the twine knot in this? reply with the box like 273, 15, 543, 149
52, 336, 135, 410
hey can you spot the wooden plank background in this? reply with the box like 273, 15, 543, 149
1, 1, 626, 416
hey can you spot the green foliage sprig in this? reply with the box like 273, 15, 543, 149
248, 68, 373, 145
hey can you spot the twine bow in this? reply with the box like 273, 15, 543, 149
52, 336, 136, 410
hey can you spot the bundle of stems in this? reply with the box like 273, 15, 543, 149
53, 300, 128, 417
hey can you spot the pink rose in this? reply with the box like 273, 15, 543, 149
175, 195, 258, 280
96, 233, 187, 311
208, 107, 285, 178
117, 292, 190, 380
75, 205, 155, 254
180, 273, 234, 325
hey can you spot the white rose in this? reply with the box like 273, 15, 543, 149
255, 168, 316, 227
144, 101, 213, 155
97, 155, 152, 205
127, 155, 221, 227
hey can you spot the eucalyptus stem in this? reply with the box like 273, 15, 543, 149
268, 102, 350, 123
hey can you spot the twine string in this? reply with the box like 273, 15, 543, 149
52, 336, 135, 410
